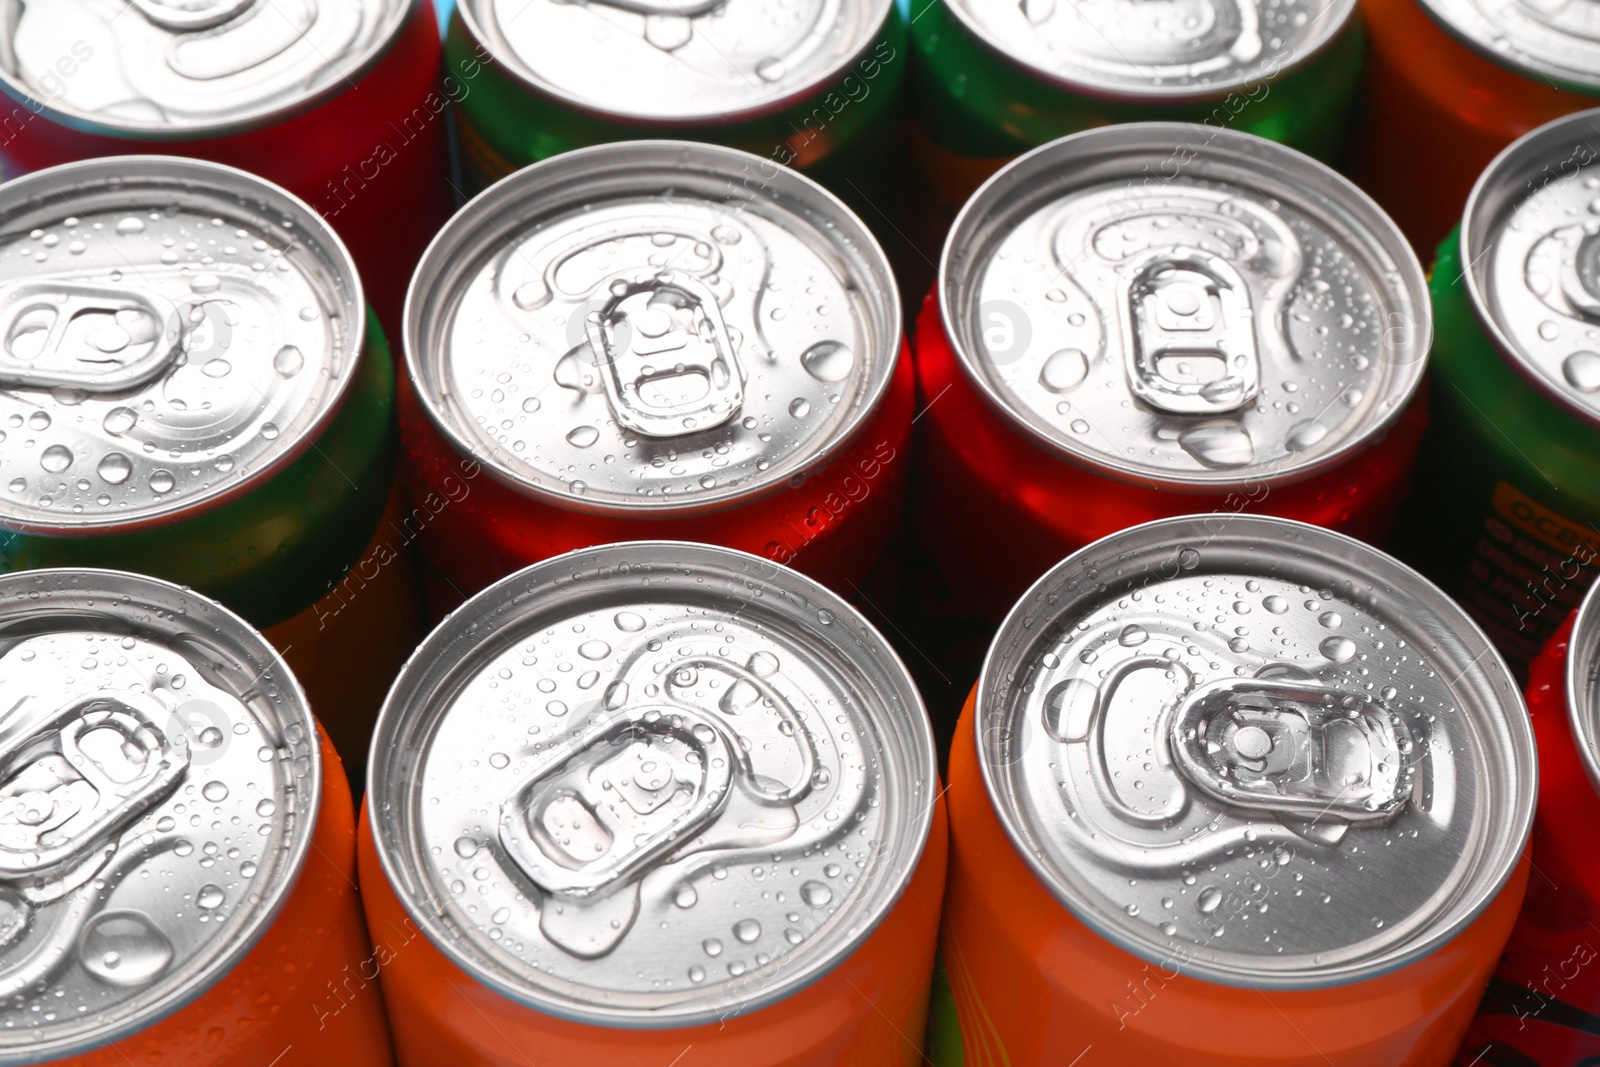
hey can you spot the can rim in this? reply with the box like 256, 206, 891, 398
975, 513, 1536, 989
933, 0, 1356, 103
1566, 580, 1600, 799
1413, 0, 1600, 95
938, 122, 1431, 492
1461, 106, 1600, 432
0, 154, 367, 537
0, 567, 321, 1064
403, 138, 902, 517
455, 0, 895, 127
365, 539, 938, 1028
0, 0, 414, 141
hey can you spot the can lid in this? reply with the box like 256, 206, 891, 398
0, 0, 408, 136
367, 542, 937, 1027
939, 0, 1352, 100
1566, 579, 1600, 797
940, 124, 1429, 490
460, 0, 890, 124
0, 568, 320, 1062
0, 156, 364, 535
1462, 108, 1600, 428
1416, 0, 1600, 94
406, 140, 901, 517
976, 515, 1534, 989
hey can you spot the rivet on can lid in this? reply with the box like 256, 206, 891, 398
0, 156, 363, 533
460, 0, 892, 122
0, 0, 408, 134
938, 0, 1355, 98
941, 124, 1429, 489
366, 542, 936, 1026
405, 140, 901, 516
1463, 108, 1600, 426
1415, 0, 1600, 94
0, 568, 319, 1063
977, 514, 1534, 988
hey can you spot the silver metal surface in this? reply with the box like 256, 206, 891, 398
941, 0, 1354, 99
0, 568, 319, 1062
406, 140, 900, 516
0, 0, 408, 135
942, 124, 1429, 489
1566, 576, 1600, 798
461, 0, 890, 122
366, 541, 936, 1026
0, 156, 363, 534
1464, 108, 1600, 427
977, 514, 1534, 988
1417, 0, 1600, 94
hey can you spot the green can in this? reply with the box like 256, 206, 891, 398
907, 0, 1364, 261
447, 0, 905, 216
1393, 108, 1600, 674
0, 156, 414, 769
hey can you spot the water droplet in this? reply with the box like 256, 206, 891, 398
569, 480, 588, 495
201, 780, 228, 802
788, 398, 811, 419
298, 306, 319, 322
1320, 636, 1357, 663
747, 651, 779, 676
489, 752, 510, 769
273, 345, 304, 377
521, 396, 542, 414
1039, 348, 1089, 392
702, 938, 723, 956
103, 407, 138, 435
1319, 611, 1342, 629
1380, 685, 1398, 701
1197, 887, 1222, 914
733, 919, 761, 943
1285, 420, 1329, 452
603, 681, 629, 710
115, 217, 145, 235
755, 57, 787, 81
1229, 637, 1249, 652
80, 911, 172, 986
1178, 421, 1254, 468
1043, 677, 1098, 743
578, 639, 611, 660
196, 726, 223, 748
1340, 387, 1364, 407
1069, 418, 1090, 434
260, 423, 279, 441
196, 884, 225, 909
202, 358, 231, 378
800, 340, 854, 382
454, 837, 479, 858
1539, 320, 1560, 341
148, 469, 175, 494
255, 798, 275, 816
1564, 351, 1600, 392
801, 881, 833, 907
1020, 0, 1055, 22
1263, 595, 1288, 614
614, 612, 645, 632
40, 445, 72, 473
190, 274, 221, 294
688, 965, 706, 982
675, 884, 698, 908
1118, 624, 1148, 647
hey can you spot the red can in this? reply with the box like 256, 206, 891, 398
906, 124, 1430, 717
0, 0, 452, 335
400, 141, 911, 611
1455, 582, 1600, 1064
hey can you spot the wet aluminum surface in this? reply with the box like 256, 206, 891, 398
0, 569, 319, 1062
942, 124, 1429, 489
977, 515, 1534, 988
1418, 0, 1600, 94
0, 0, 408, 134
367, 542, 936, 1025
940, 0, 1353, 98
1566, 575, 1600, 798
462, 0, 890, 122
0, 156, 363, 534
1464, 108, 1600, 427
406, 140, 899, 516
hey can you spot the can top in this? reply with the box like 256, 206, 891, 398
460, 0, 891, 124
1416, 0, 1600, 93
406, 140, 901, 516
367, 541, 937, 1027
1566, 579, 1600, 798
976, 515, 1534, 988
0, 0, 409, 136
0, 568, 320, 1062
940, 124, 1429, 490
0, 156, 364, 535
939, 0, 1352, 99
1463, 109, 1600, 427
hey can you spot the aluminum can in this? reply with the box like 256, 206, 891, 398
0, 156, 420, 776
1392, 110, 1600, 677
359, 541, 946, 1065
400, 140, 911, 610
0, 0, 452, 333
0, 568, 393, 1066
1456, 582, 1600, 1064
929, 513, 1535, 1066
906, 123, 1430, 721
1351, 0, 1600, 256
906, 0, 1364, 261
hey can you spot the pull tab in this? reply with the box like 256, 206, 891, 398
499, 708, 734, 898
0, 283, 185, 393
585, 271, 744, 438
0, 693, 190, 881
1119, 249, 1260, 415
128, 0, 260, 31
1170, 679, 1414, 823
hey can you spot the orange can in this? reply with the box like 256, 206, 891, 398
0, 569, 393, 1066
1352, 0, 1599, 255
360, 541, 945, 1065
929, 514, 1536, 1066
